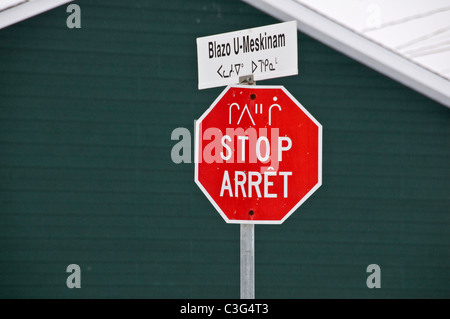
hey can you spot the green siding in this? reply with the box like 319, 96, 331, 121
0, 0, 449, 298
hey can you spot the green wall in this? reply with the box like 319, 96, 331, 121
0, 0, 449, 298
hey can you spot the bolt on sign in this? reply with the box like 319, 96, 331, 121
195, 85, 322, 224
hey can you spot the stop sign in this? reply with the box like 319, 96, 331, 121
195, 85, 322, 224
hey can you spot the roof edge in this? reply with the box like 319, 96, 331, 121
242, 0, 450, 109
0, 0, 73, 30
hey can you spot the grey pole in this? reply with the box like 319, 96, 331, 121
238, 75, 256, 300
240, 223, 255, 299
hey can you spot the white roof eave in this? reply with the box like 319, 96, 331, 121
242, 0, 450, 109
0, 0, 73, 30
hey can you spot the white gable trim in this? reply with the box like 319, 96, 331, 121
243, 0, 450, 108
0, 0, 73, 30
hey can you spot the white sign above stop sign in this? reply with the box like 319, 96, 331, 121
196, 21, 298, 90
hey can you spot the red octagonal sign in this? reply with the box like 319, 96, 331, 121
195, 85, 322, 224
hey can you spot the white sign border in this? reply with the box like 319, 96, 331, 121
194, 85, 322, 224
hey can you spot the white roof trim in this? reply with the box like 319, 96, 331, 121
0, 0, 73, 30
243, 0, 450, 108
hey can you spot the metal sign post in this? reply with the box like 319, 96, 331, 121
239, 74, 255, 299
240, 223, 255, 299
